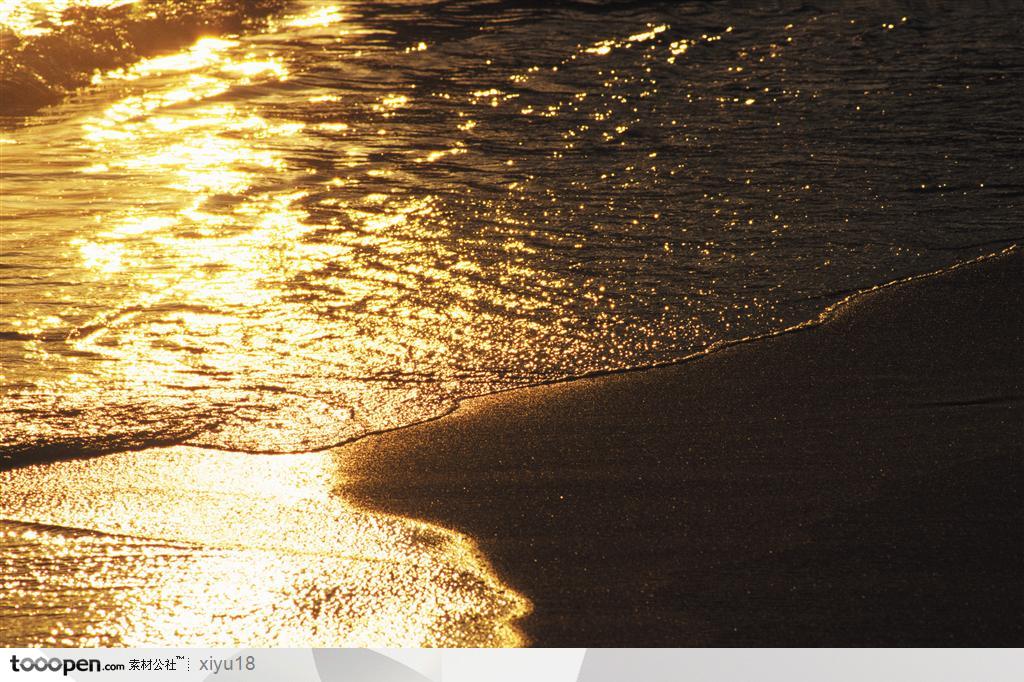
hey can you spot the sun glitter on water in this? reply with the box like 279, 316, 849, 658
0, 447, 529, 647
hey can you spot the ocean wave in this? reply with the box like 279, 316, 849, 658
0, 0, 284, 115
2, 0, 1021, 470
0, 397, 215, 470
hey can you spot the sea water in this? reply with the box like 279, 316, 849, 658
0, 0, 1021, 645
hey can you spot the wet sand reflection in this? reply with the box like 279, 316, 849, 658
0, 446, 528, 646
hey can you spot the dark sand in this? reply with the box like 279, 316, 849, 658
338, 248, 1023, 646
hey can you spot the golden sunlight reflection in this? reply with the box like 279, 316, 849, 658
0, 0, 134, 37
3, 0, 1019, 652
1, 18, 572, 454
0, 447, 528, 646
2, 22, 554, 646
285, 4, 344, 29
95, 37, 242, 83
8, 1, 981, 650
0, 23, 524, 647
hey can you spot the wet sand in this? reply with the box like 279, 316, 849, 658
337, 248, 1023, 646
0, 447, 527, 647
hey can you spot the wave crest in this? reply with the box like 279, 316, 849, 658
0, 0, 284, 115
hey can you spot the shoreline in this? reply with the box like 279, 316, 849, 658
0, 446, 528, 647
5, 247, 1016, 472
337, 246, 1023, 646
1, 248, 1019, 646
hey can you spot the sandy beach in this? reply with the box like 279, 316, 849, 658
338, 248, 1023, 646
2, 251, 1018, 648
3, 0, 1023, 652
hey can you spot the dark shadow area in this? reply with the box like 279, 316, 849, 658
340, 248, 1023, 645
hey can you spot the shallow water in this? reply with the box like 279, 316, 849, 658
1, 0, 1022, 646
3, 0, 1022, 459
0, 447, 526, 646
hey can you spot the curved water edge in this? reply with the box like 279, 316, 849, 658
1, 244, 1019, 472
0, 445, 531, 647
1, 0, 1023, 647
2, 244, 1015, 648
3, 0, 1022, 468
